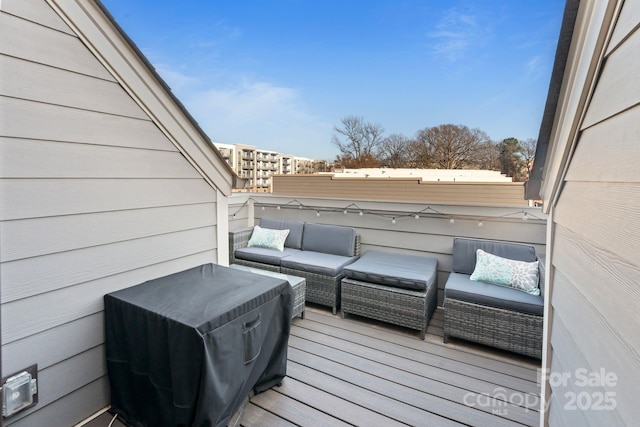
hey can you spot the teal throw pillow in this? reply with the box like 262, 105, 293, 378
247, 225, 290, 251
470, 249, 540, 295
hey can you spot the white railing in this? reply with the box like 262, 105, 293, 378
228, 193, 547, 305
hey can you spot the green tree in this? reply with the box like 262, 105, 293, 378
497, 137, 526, 181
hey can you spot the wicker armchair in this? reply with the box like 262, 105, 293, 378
443, 238, 544, 359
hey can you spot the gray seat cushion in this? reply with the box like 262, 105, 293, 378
452, 237, 536, 275
235, 246, 300, 266
302, 223, 356, 257
343, 250, 437, 291
444, 272, 543, 316
259, 218, 305, 249
281, 251, 358, 277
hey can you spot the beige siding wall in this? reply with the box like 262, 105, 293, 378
229, 194, 546, 306
547, 1, 640, 424
272, 175, 529, 206
0, 1, 219, 425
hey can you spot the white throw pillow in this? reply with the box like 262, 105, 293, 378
247, 225, 290, 251
470, 249, 540, 295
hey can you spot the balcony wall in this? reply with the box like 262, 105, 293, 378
229, 193, 547, 305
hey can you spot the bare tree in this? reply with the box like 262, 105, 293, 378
520, 138, 537, 181
414, 124, 489, 169
331, 115, 384, 167
476, 140, 501, 170
378, 133, 411, 167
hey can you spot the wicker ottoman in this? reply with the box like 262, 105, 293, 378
340, 251, 438, 339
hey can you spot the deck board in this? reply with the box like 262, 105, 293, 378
241, 307, 542, 427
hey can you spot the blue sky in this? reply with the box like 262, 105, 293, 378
102, 1, 565, 161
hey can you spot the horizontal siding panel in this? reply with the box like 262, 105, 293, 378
5, 346, 105, 426
2, 250, 217, 344
2, 226, 217, 303
3, 313, 103, 374
582, 23, 640, 129
2, 0, 74, 35
553, 226, 640, 354
551, 268, 640, 425
554, 181, 640, 268
0, 178, 216, 220
0, 138, 200, 179
2, 203, 216, 261
272, 176, 527, 206
1, 97, 175, 151
8, 378, 109, 427
0, 55, 147, 119
607, 0, 640, 54
0, 13, 113, 80
565, 105, 640, 182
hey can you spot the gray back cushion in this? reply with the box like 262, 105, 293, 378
452, 237, 536, 274
259, 218, 304, 249
302, 223, 356, 257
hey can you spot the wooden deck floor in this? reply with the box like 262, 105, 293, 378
90, 306, 541, 427
240, 307, 541, 427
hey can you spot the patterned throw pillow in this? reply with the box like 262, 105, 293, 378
470, 249, 540, 295
247, 225, 290, 251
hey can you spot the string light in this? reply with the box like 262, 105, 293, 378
229, 197, 545, 226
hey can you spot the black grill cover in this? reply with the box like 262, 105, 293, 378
104, 263, 293, 426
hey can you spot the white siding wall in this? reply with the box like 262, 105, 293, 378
546, 1, 640, 424
229, 194, 546, 306
0, 1, 219, 425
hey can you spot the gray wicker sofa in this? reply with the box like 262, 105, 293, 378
229, 218, 360, 314
443, 237, 544, 359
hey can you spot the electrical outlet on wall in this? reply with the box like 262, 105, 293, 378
2, 365, 38, 418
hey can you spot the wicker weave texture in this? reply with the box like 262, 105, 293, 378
443, 298, 543, 358
229, 227, 254, 264
341, 278, 437, 339
291, 280, 306, 319
281, 268, 342, 314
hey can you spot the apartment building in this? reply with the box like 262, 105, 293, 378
214, 143, 324, 192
